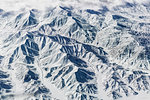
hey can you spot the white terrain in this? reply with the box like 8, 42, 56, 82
0, 0, 150, 100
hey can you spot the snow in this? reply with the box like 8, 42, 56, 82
0, 0, 150, 11
0, 0, 150, 100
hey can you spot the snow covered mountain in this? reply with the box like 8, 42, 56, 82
0, 0, 150, 100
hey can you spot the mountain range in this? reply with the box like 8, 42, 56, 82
0, 0, 150, 100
